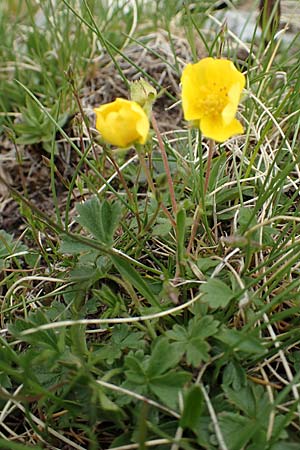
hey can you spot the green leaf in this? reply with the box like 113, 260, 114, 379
196, 257, 219, 274
0, 439, 43, 450
98, 390, 123, 414
149, 371, 191, 409
194, 416, 213, 449
70, 264, 100, 282
112, 324, 144, 350
94, 325, 145, 365
101, 200, 122, 242
166, 324, 187, 342
0, 230, 28, 259
185, 340, 210, 366
8, 311, 58, 350
269, 443, 300, 450
208, 153, 227, 191
218, 412, 253, 450
59, 235, 93, 254
76, 197, 104, 240
166, 316, 219, 367
111, 254, 160, 307
180, 385, 203, 429
223, 384, 269, 418
222, 360, 247, 390
188, 315, 219, 339
146, 337, 182, 378
152, 219, 172, 236
125, 351, 147, 385
216, 327, 266, 355
238, 206, 257, 235
0, 372, 12, 389
76, 197, 121, 245
200, 278, 234, 309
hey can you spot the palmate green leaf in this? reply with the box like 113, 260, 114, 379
112, 324, 144, 350
59, 234, 94, 254
8, 311, 59, 350
223, 383, 270, 418
216, 327, 266, 355
166, 316, 219, 367
76, 196, 104, 241
93, 325, 145, 365
222, 360, 247, 390
188, 315, 219, 338
196, 257, 219, 274
180, 385, 203, 430
218, 412, 254, 450
146, 337, 182, 377
14, 95, 68, 150
185, 340, 210, 366
76, 196, 121, 245
124, 351, 147, 385
166, 323, 187, 342
194, 416, 213, 450
149, 371, 191, 409
124, 343, 190, 408
200, 278, 234, 309
101, 200, 122, 243
70, 263, 100, 282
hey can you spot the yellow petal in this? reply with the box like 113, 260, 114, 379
181, 62, 209, 120
222, 83, 244, 125
200, 115, 244, 142
94, 98, 149, 148
181, 58, 245, 123
129, 102, 150, 145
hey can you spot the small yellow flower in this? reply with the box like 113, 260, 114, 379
181, 57, 245, 142
94, 98, 149, 148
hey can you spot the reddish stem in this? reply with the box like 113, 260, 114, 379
151, 113, 177, 218
187, 139, 215, 253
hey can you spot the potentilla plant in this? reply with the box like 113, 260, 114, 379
181, 57, 245, 251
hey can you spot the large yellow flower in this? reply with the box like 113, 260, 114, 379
181, 58, 245, 142
94, 98, 149, 148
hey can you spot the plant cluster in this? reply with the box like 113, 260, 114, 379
1, 0, 300, 449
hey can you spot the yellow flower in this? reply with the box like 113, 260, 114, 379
94, 98, 149, 148
181, 57, 245, 142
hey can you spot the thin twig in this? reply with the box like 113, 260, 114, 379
18, 293, 202, 336
96, 379, 180, 418
109, 439, 172, 450
199, 383, 228, 450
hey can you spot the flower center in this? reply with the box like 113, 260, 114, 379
198, 86, 228, 117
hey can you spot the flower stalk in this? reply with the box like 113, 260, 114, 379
204, 139, 215, 194
151, 113, 177, 219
